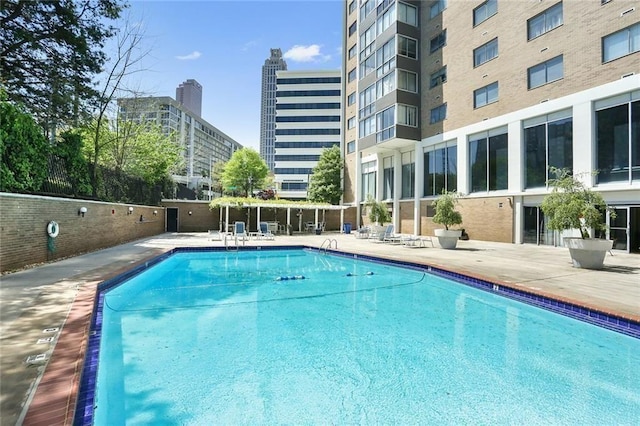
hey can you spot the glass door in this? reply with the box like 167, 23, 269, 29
609, 208, 628, 251
523, 206, 556, 246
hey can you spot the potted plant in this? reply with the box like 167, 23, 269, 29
365, 195, 391, 240
541, 167, 614, 269
432, 190, 463, 249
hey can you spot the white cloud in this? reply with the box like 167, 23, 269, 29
175, 51, 202, 60
242, 40, 259, 51
283, 44, 330, 63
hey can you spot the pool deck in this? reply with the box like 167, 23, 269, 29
1, 232, 639, 425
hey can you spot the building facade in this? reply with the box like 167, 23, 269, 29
274, 70, 342, 200
175, 79, 203, 117
118, 96, 242, 197
342, 0, 640, 252
260, 48, 288, 171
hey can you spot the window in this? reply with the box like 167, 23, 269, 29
383, 156, 394, 199
469, 130, 508, 192
398, 104, 418, 127
377, 106, 396, 142
347, 116, 356, 129
348, 44, 357, 59
398, 35, 418, 59
377, 3, 395, 34
474, 82, 499, 108
528, 55, 563, 89
360, 115, 376, 137
347, 92, 356, 106
473, 0, 497, 26
348, 68, 357, 83
349, 0, 356, 14
275, 129, 340, 135
430, 30, 447, 53
527, 2, 563, 40
430, 104, 447, 124
349, 22, 357, 37
360, 54, 376, 78
524, 114, 573, 188
398, 69, 417, 92
473, 38, 498, 67
359, 84, 376, 118
602, 22, 640, 62
430, 66, 447, 88
401, 151, 415, 199
376, 71, 396, 98
360, 0, 374, 21
377, 38, 396, 77
360, 25, 376, 59
398, 2, 418, 26
361, 160, 377, 200
347, 140, 356, 154
430, 0, 447, 19
276, 115, 340, 123
424, 143, 457, 196
596, 97, 640, 183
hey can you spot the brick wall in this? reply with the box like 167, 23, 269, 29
0, 193, 165, 273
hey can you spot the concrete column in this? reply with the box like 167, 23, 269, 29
414, 143, 424, 236
393, 151, 402, 231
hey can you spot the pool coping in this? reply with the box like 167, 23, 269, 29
23, 245, 640, 425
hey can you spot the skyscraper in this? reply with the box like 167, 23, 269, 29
260, 48, 287, 171
176, 79, 203, 116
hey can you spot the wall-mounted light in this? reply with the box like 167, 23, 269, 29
188, 211, 193, 216
153, 210, 158, 216
78, 206, 87, 217
128, 206, 134, 215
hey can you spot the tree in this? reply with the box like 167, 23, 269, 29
0, 0, 125, 130
57, 130, 92, 196
365, 195, 391, 225
221, 148, 269, 197
432, 190, 463, 230
210, 161, 226, 196
307, 145, 343, 204
0, 91, 50, 192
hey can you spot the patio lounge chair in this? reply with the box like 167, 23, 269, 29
234, 221, 248, 241
258, 222, 275, 240
355, 226, 370, 239
372, 224, 394, 242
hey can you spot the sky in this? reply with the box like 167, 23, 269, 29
116, 0, 343, 151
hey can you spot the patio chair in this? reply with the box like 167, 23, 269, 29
372, 224, 394, 242
354, 226, 370, 239
258, 222, 275, 240
383, 226, 403, 244
234, 221, 248, 241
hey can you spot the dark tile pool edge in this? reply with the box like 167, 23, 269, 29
73, 245, 640, 426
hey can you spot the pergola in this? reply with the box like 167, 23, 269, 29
212, 201, 351, 233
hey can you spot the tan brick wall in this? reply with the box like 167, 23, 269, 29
398, 201, 415, 234
421, 0, 640, 138
0, 194, 165, 273
419, 196, 514, 243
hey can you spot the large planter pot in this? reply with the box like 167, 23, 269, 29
435, 229, 462, 249
563, 237, 613, 269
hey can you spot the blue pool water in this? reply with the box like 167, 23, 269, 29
93, 249, 640, 424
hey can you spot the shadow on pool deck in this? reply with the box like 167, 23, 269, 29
1, 232, 639, 425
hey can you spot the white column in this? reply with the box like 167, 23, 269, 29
573, 100, 594, 185
257, 207, 261, 227
393, 151, 402, 231
225, 205, 229, 232
315, 209, 319, 227
340, 208, 345, 233
457, 134, 469, 195
508, 120, 523, 192
414, 143, 424, 236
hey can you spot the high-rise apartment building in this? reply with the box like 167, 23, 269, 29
342, 0, 640, 252
176, 79, 203, 116
274, 70, 342, 199
260, 48, 288, 171
118, 96, 242, 197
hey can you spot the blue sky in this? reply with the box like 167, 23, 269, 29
121, 0, 343, 150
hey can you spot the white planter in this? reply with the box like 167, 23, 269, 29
563, 237, 613, 269
435, 229, 462, 249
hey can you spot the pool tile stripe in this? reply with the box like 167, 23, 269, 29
72, 245, 640, 425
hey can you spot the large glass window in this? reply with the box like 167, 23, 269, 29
424, 143, 457, 196
602, 22, 640, 62
528, 2, 563, 40
360, 25, 375, 59
359, 115, 376, 137
596, 99, 640, 183
430, 104, 447, 124
469, 131, 508, 192
401, 151, 415, 198
430, 66, 447, 88
398, 2, 418, 26
376, 71, 396, 98
430, 30, 447, 53
473, 0, 497, 26
528, 55, 563, 89
397, 104, 418, 127
376, 38, 396, 77
360, 54, 376, 78
398, 69, 417, 92
360, 0, 374, 21
524, 115, 573, 188
398, 35, 418, 59
383, 156, 394, 200
359, 84, 376, 118
346, 140, 356, 154
377, 106, 396, 142
473, 38, 498, 67
430, 0, 447, 19
361, 160, 377, 200
377, 3, 395, 34
474, 82, 499, 108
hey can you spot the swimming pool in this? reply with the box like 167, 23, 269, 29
79, 248, 640, 424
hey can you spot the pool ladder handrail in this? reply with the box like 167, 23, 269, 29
320, 238, 337, 253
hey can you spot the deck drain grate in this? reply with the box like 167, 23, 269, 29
26, 353, 48, 364
37, 337, 55, 344
43, 327, 59, 333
